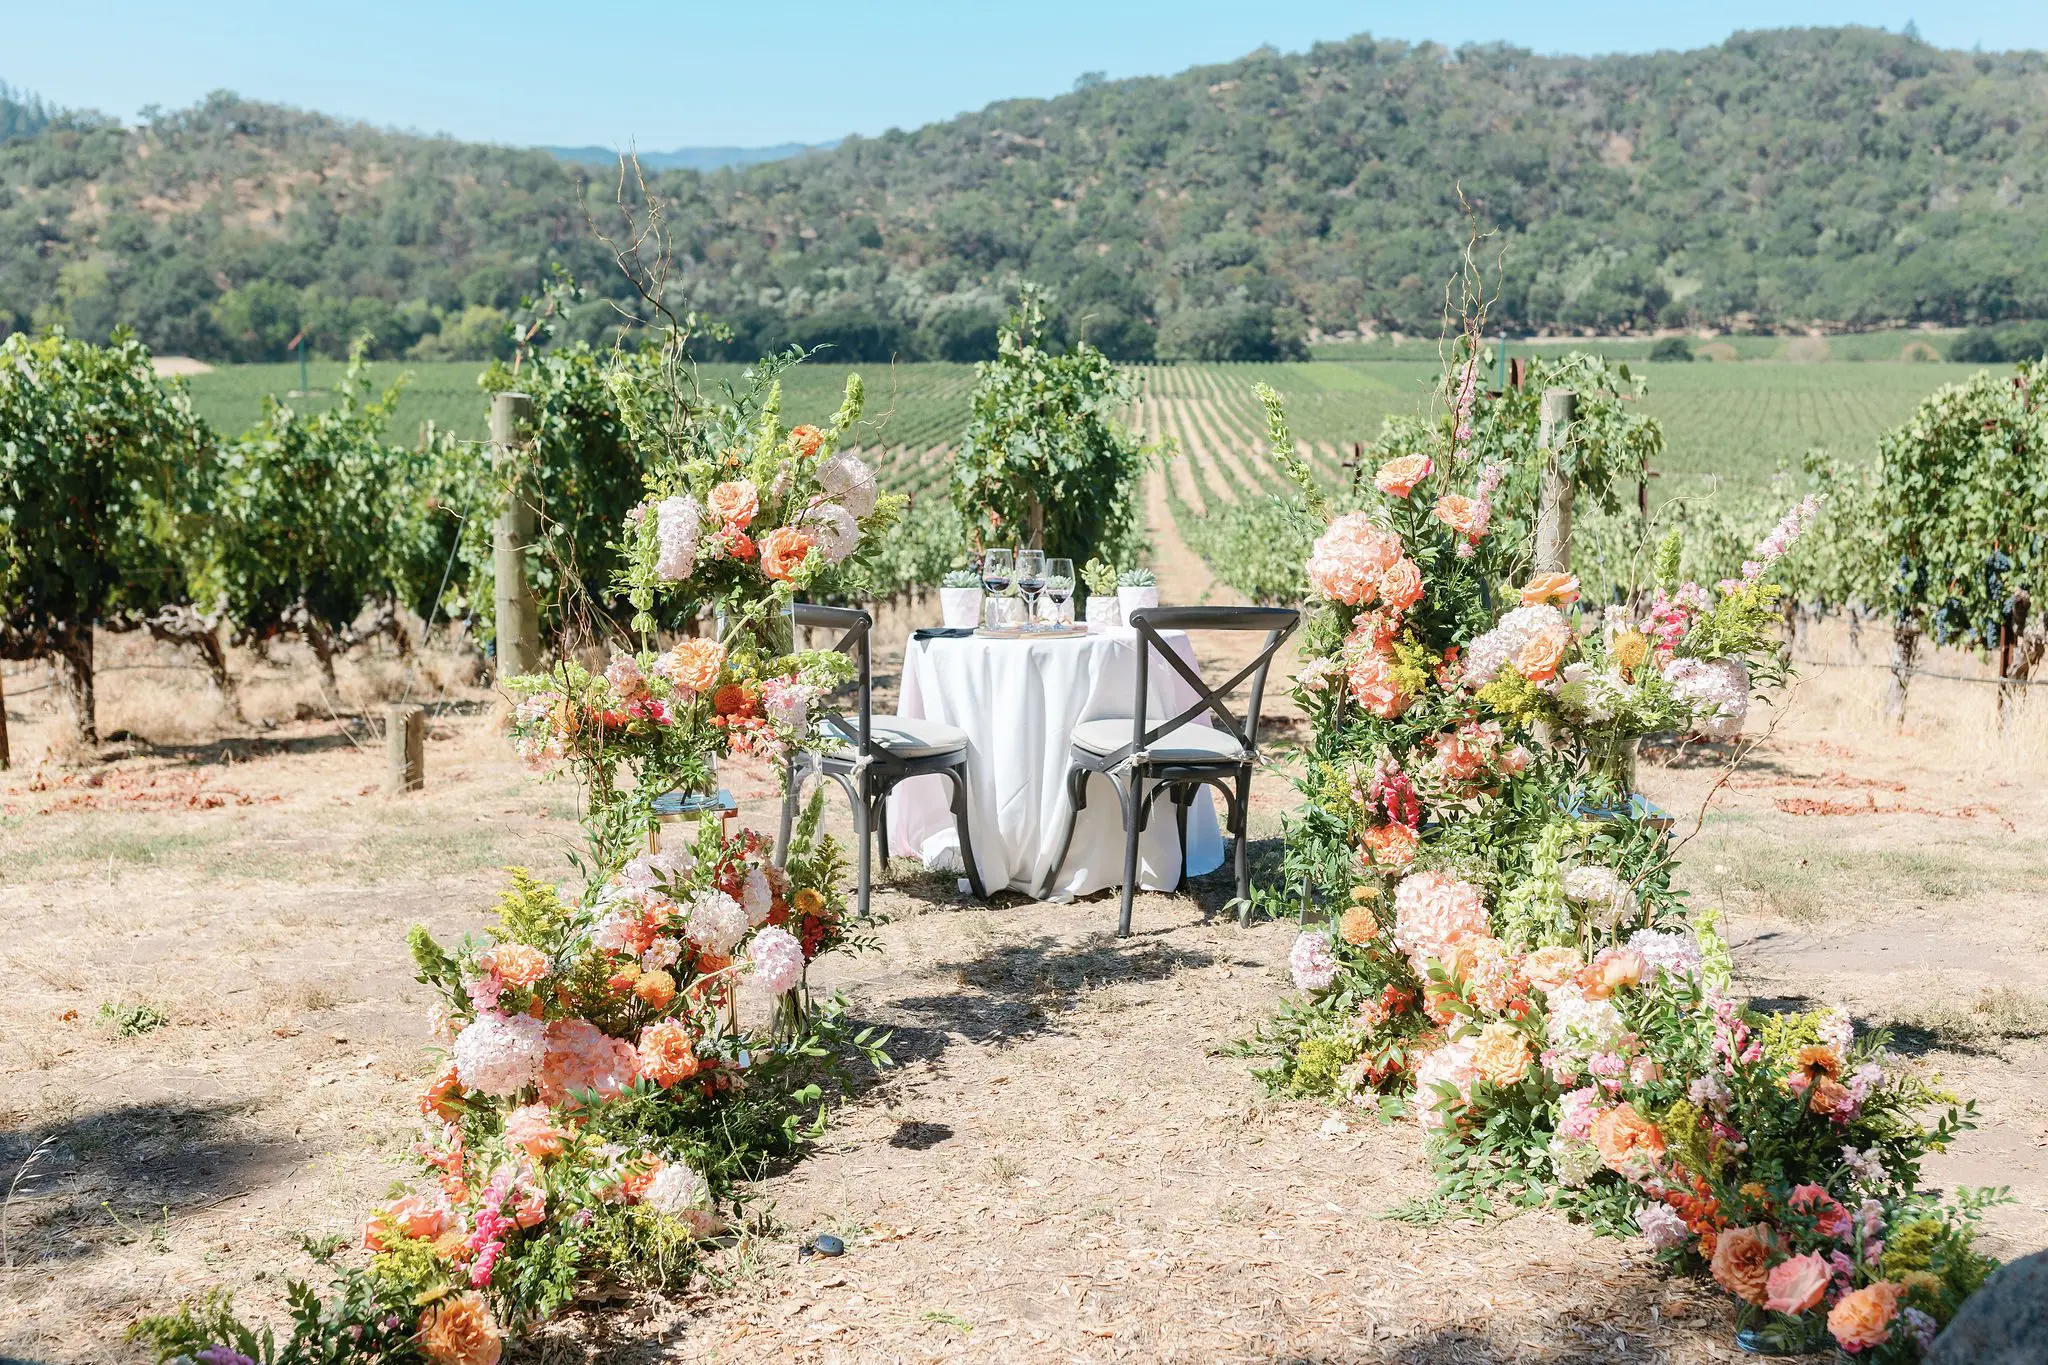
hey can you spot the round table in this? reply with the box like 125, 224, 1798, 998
886, 628, 1225, 897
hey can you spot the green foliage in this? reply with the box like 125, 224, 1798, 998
98, 1000, 170, 1035
129, 1271, 425, 1364
490, 867, 574, 953
951, 286, 1149, 568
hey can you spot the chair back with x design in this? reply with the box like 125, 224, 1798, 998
1118, 605, 1300, 764
792, 603, 873, 756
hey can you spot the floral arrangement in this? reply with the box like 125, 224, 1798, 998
137, 351, 900, 1364
1239, 341, 2000, 1359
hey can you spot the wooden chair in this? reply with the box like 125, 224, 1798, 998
775, 604, 986, 915
1038, 605, 1298, 935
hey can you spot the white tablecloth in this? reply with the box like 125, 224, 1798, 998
887, 628, 1225, 896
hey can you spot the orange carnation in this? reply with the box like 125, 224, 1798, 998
1592, 1102, 1666, 1173
788, 424, 825, 458
1519, 573, 1581, 607
1515, 631, 1567, 683
637, 1018, 701, 1087
483, 941, 548, 988
1373, 453, 1432, 497
1709, 1224, 1775, 1306
662, 638, 726, 694
633, 969, 677, 1009
415, 1291, 503, 1365
713, 684, 755, 717
1338, 904, 1380, 946
1791, 1044, 1844, 1081
759, 526, 816, 580
1827, 1281, 1901, 1352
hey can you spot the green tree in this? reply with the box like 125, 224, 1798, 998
0, 329, 210, 742
951, 285, 1148, 565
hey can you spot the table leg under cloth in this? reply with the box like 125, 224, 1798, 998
885, 630, 1225, 897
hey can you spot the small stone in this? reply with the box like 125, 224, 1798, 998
811, 1233, 845, 1257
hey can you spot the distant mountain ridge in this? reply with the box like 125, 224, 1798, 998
3, 27, 2046, 365
540, 140, 840, 172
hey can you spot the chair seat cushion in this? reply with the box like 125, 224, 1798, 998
850, 714, 968, 758
1070, 718, 1245, 762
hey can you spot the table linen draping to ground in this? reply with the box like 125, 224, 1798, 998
886, 629, 1225, 896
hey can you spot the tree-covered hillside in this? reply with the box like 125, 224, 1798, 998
4, 26, 2045, 362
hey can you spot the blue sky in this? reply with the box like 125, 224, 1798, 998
6, 1, 2043, 149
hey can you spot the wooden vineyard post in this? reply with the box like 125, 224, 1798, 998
491, 393, 541, 682
1535, 387, 1577, 573
1885, 618, 1919, 724
386, 703, 425, 793
0, 663, 10, 770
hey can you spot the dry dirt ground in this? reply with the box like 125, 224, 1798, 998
3, 489, 2044, 1363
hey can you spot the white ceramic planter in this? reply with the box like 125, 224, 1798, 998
1118, 585, 1160, 623
1085, 595, 1123, 630
939, 587, 983, 629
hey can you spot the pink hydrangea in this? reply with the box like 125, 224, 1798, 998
802, 501, 860, 563
1391, 871, 1490, 971
1288, 931, 1339, 991
1412, 1035, 1479, 1131
1557, 1085, 1603, 1139
684, 890, 749, 955
1663, 657, 1749, 740
452, 1011, 548, 1097
741, 868, 774, 927
1637, 1201, 1690, 1251
1306, 513, 1405, 606
746, 924, 806, 995
654, 496, 702, 581
538, 1018, 640, 1106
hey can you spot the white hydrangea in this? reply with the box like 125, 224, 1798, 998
802, 501, 860, 564
741, 868, 774, 927
683, 889, 749, 955
816, 451, 878, 517
1545, 987, 1628, 1058
1550, 1135, 1603, 1187
1663, 656, 1749, 740
643, 1161, 710, 1215
1288, 931, 1339, 991
1564, 865, 1635, 928
1626, 927, 1704, 980
616, 845, 694, 896
640, 936, 683, 972
654, 496, 703, 581
451, 1011, 548, 1096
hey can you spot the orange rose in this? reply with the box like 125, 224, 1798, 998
788, 424, 825, 458
483, 941, 548, 988
416, 1291, 503, 1365
706, 478, 759, 529
1515, 631, 1566, 683
363, 1192, 450, 1251
637, 1018, 701, 1086
1433, 493, 1483, 540
419, 1061, 465, 1122
1764, 1252, 1832, 1315
759, 526, 816, 580
1708, 1224, 1774, 1306
1361, 822, 1419, 870
633, 969, 677, 1010
1808, 1076, 1852, 1117
1519, 572, 1581, 607
1373, 453, 1432, 497
1436, 732, 1486, 781
1338, 904, 1380, 946
1579, 949, 1645, 1000
661, 638, 725, 694
1347, 653, 1412, 719
1592, 1102, 1666, 1174
1827, 1281, 1901, 1353
1377, 557, 1424, 612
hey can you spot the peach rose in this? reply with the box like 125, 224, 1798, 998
1436, 732, 1486, 781
1515, 631, 1567, 683
1362, 823, 1419, 870
1592, 1102, 1667, 1174
660, 638, 725, 695
637, 1018, 701, 1086
482, 942, 548, 988
1827, 1281, 1901, 1353
502, 1103, 568, 1163
759, 526, 816, 581
706, 478, 759, 529
1521, 945, 1583, 989
1378, 557, 1425, 612
1433, 493, 1483, 540
1809, 1076, 1852, 1117
1470, 1021, 1534, 1087
416, 1291, 503, 1365
1373, 453, 1433, 497
1764, 1251, 1832, 1316
1580, 949, 1645, 1000
1519, 573, 1581, 607
1709, 1224, 1775, 1306
1347, 653, 1412, 719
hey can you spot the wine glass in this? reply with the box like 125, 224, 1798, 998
1044, 558, 1075, 626
1015, 549, 1047, 630
980, 548, 1014, 630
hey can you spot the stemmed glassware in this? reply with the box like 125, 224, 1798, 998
1043, 558, 1075, 627
981, 548, 1015, 631
1015, 549, 1047, 630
